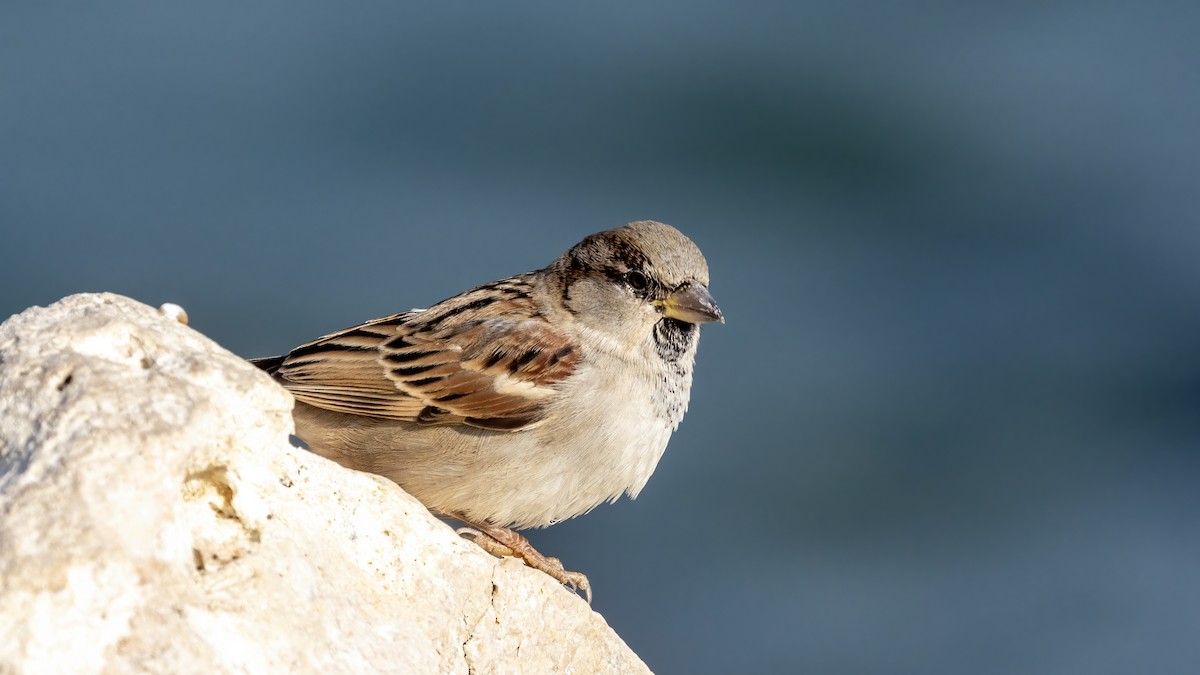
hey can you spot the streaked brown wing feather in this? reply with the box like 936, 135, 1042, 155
273, 274, 580, 430
380, 317, 578, 428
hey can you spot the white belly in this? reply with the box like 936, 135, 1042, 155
292, 353, 690, 529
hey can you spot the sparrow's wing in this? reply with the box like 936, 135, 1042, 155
272, 274, 580, 431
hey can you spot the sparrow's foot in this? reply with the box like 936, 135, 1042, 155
456, 520, 592, 604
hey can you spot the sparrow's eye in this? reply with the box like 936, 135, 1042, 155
624, 270, 650, 294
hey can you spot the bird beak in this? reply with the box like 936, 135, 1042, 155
658, 283, 724, 324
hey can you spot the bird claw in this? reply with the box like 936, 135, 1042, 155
456, 526, 514, 557
455, 522, 592, 604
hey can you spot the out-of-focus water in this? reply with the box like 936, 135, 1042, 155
4, 3, 1198, 673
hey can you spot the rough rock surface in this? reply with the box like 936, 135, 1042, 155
0, 293, 650, 674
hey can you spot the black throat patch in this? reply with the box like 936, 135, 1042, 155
653, 318, 696, 363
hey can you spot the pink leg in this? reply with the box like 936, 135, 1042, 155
456, 519, 592, 604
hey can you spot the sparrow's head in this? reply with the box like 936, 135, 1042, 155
550, 221, 722, 345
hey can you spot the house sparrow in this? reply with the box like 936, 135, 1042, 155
252, 220, 722, 602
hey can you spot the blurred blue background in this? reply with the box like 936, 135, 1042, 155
4, 2, 1199, 673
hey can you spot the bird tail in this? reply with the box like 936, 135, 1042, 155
249, 355, 285, 375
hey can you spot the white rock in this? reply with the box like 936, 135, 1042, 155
0, 293, 650, 675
